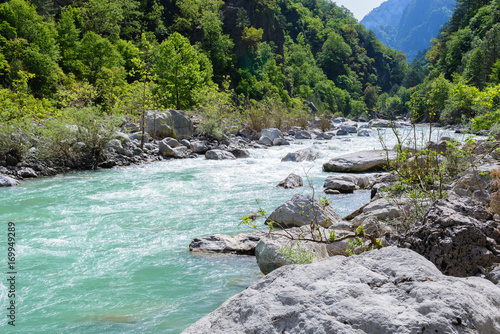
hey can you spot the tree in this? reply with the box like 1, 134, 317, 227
155, 32, 212, 110
464, 48, 486, 88
130, 33, 155, 149
77, 32, 124, 85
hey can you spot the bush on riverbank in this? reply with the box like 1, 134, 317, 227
0, 107, 120, 169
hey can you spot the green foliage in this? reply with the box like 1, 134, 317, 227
155, 32, 213, 110
0, 70, 55, 122
242, 27, 264, 48
34, 107, 121, 169
0, 0, 412, 137
279, 242, 319, 265
381, 124, 478, 230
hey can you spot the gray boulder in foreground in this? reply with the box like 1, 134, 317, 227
266, 194, 340, 228
0, 174, 19, 187
182, 247, 500, 334
323, 150, 397, 173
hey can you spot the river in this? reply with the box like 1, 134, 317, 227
0, 126, 469, 333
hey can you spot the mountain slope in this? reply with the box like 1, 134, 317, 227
361, 0, 455, 61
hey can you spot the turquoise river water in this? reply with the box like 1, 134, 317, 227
0, 127, 470, 333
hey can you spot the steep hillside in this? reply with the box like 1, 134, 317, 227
376, 0, 500, 133
361, 0, 454, 61
0, 0, 408, 120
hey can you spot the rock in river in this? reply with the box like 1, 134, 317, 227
266, 194, 340, 228
0, 174, 19, 187
205, 150, 236, 160
182, 247, 500, 334
189, 232, 262, 255
276, 173, 303, 189
281, 147, 318, 162
323, 150, 397, 173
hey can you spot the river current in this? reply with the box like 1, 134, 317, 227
0, 126, 469, 333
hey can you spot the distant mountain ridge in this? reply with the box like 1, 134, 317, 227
361, 0, 455, 61
361, 0, 411, 29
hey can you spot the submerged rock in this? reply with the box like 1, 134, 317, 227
182, 247, 500, 334
323, 150, 397, 173
266, 194, 340, 228
228, 148, 250, 158
401, 196, 500, 277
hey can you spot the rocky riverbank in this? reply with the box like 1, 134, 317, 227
0, 110, 414, 186
186, 127, 500, 333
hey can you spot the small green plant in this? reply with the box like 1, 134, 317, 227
345, 226, 383, 256
279, 242, 319, 265
240, 175, 384, 256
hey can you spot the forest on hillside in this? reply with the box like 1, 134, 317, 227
1, 0, 500, 169
0, 0, 407, 122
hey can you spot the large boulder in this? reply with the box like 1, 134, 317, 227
486, 265, 500, 285
0, 174, 19, 187
349, 197, 401, 227
323, 150, 397, 173
323, 175, 358, 193
205, 150, 236, 160
368, 118, 392, 128
189, 232, 262, 255
266, 194, 340, 229
18, 167, 37, 178
450, 161, 500, 197
145, 109, 193, 140
255, 232, 329, 275
401, 196, 500, 277
294, 130, 312, 139
281, 147, 318, 162
259, 128, 285, 146
338, 120, 358, 133
190, 140, 209, 154
228, 148, 250, 158
276, 173, 303, 189
159, 139, 188, 158
182, 247, 500, 334
260, 128, 284, 142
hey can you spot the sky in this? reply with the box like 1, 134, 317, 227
333, 0, 388, 21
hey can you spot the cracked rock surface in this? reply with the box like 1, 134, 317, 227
182, 247, 500, 334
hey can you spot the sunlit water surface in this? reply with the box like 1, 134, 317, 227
0, 127, 470, 333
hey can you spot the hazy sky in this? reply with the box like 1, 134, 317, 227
333, 0, 388, 21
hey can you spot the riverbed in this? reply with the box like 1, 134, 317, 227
0, 127, 469, 333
